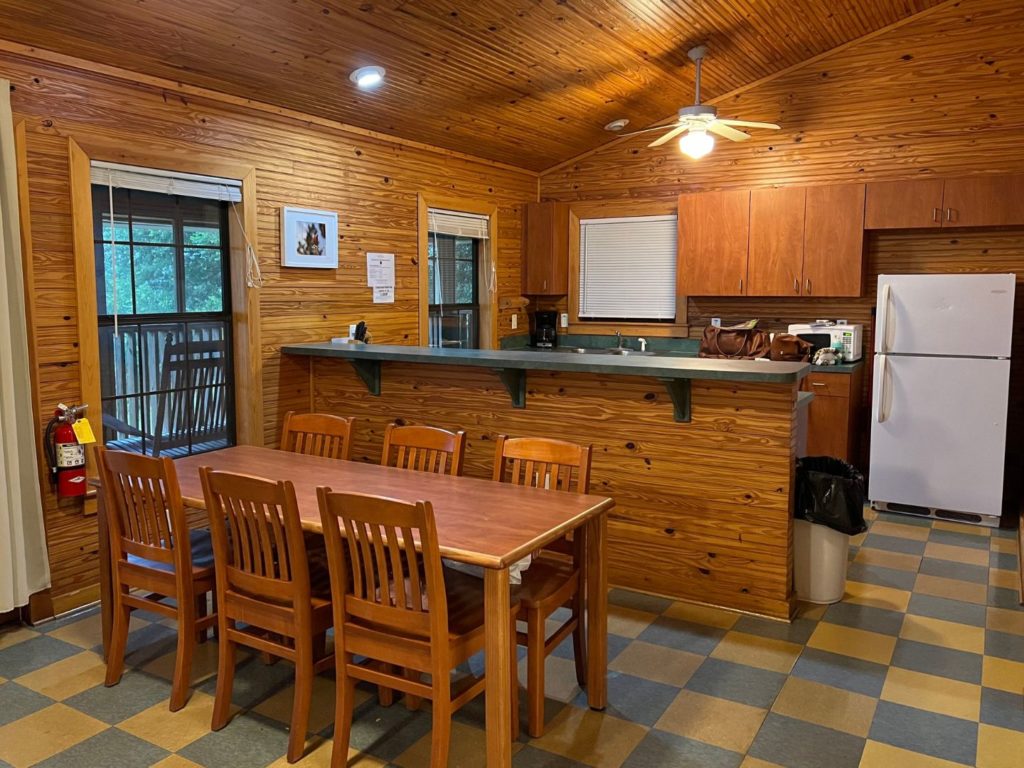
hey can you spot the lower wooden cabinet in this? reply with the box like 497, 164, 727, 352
801, 366, 865, 465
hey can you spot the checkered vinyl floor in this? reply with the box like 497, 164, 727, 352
1, 510, 1022, 767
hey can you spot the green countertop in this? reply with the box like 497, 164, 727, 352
283, 342, 810, 384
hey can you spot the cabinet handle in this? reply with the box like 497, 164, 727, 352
811, 382, 827, 387
542, 279, 547, 290
738, 278, 743, 294
793, 278, 799, 293
932, 207, 940, 223
945, 208, 954, 222
805, 278, 812, 295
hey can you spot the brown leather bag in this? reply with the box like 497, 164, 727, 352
770, 333, 814, 362
698, 325, 772, 359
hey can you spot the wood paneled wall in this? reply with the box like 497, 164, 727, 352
3, 50, 537, 612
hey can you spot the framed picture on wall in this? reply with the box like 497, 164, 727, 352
281, 206, 339, 268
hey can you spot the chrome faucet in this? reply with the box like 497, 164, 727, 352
615, 331, 625, 349
637, 337, 648, 352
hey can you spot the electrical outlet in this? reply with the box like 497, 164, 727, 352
511, 313, 518, 330
560, 312, 569, 328
711, 317, 722, 328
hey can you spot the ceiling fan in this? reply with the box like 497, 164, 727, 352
622, 45, 781, 158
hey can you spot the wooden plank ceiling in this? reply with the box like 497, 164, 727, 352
0, 0, 944, 170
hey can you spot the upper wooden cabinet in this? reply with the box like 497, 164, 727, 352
865, 175, 1024, 229
522, 202, 569, 295
747, 187, 806, 296
803, 184, 865, 297
677, 190, 751, 297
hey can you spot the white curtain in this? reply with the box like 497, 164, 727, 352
0, 79, 51, 612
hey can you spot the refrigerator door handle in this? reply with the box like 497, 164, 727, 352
877, 283, 892, 353
877, 354, 891, 423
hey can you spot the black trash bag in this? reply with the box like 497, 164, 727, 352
795, 456, 867, 535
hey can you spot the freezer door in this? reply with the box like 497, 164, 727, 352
869, 354, 1010, 517
875, 273, 1015, 357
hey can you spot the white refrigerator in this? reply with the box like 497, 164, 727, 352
869, 273, 1015, 524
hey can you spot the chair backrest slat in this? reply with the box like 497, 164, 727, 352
380, 423, 465, 477
492, 435, 593, 494
280, 411, 355, 461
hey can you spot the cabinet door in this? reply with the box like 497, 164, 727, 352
864, 179, 944, 229
747, 187, 805, 296
942, 175, 1024, 227
677, 190, 750, 296
804, 393, 852, 460
802, 184, 865, 297
522, 202, 569, 295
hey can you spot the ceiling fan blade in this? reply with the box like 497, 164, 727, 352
648, 124, 690, 147
617, 123, 681, 138
707, 121, 752, 142
717, 119, 781, 130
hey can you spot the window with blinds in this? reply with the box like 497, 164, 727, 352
427, 208, 489, 349
578, 215, 678, 321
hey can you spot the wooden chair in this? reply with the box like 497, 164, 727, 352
380, 423, 466, 476
492, 435, 592, 738
97, 446, 217, 712
280, 411, 356, 461
317, 489, 519, 768
200, 468, 334, 764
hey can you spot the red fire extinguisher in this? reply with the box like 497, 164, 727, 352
44, 403, 89, 498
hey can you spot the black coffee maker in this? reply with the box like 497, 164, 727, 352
531, 310, 558, 348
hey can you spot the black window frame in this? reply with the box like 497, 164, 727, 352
427, 232, 481, 349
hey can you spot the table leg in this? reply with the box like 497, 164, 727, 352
484, 567, 512, 768
585, 514, 608, 709
98, 489, 112, 660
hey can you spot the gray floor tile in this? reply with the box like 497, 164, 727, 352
34, 728, 168, 768
552, 630, 630, 664
749, 713, 865, 768
197, 654, 296, 708
342, 698, 433, 761
988, 586, 1021, 609
571, 671, 678, 727
919, 557, 989, 585
906, 593, 987, 627
636, 616, 726, 656
790, 648, 888, 698
862, 534, 926, 556
874, 512, 932, 528
608, 589, 673, 615
929, 529, 990, 550
985, 628, 1024, 663
514, 745, 589, 767
0, 682, 54, 726
64, 670, 172, 724
868, 701, 978, 765
684, 658, 786, 709
990, 551, 1018, 571
980, 687, 1024, 732
732, 615, 817, 645
846, 562, 918, 591
890, 639, 983, 685
622, 729, 743, 768
822, 602, 904, 636
179, 712, 291, 768
0, 635, 80, 678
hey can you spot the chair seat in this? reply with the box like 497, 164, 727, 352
512, 554, 578, 610
127, 529, 215, 573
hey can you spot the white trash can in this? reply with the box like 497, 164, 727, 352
793, 518, 849, 604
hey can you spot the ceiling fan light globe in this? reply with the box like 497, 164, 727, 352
679, 130, 714, 159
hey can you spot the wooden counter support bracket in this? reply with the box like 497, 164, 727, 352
659, 378, 691, 423
349, 359, 381, 395
495, 368, 526, 408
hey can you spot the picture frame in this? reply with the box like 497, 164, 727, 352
280, 206, 339, 268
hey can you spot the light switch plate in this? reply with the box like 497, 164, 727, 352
511, 313, 518, 330
560, 313, 569, 328
711, 317, 721, 327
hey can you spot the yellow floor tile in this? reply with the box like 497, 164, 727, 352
880, 667, 981, 721
990, 536, 1018, 554
606, 604, 659, 638
0, 626, 37, 650
860, 740, 965, 768
982, 657, 1024, 694
118, 691, 233, 752
710, 631, 802, 674
48, 611, 147, 649
393, 721, 522, 768
609, 640, 704, 687
854, 548, 921, 573
531, 706, 647, 768
868, 520, 931, 542
923, 542, 990, 567
0, 703, 106, 767
654, 690, 766, 753
150, 757, 206, 768
850, 531, 868, 548
989, 568, 1018, 590
662, 601, 740, 630
933, 520, 990, 537
900, 614, 986, 654
253, 675, 343, 735
771, 677, 877, 737
843, 581, 912, 612
740, 758, 785, 768
913, 573, 988, 605
987, 606, 1024, 636
806, 622, 897, 665
266, 738, 390, 768
977, 723, 1024, 768
14, 650, 107, 700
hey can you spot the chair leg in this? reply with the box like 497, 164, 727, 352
526, 608, 546, 739
429, 680, 452, 767
287, 641, 314, 763
511, 613, 520, 742
211, 628, 236, 730
104, 594, 131, 687
170, 599, 197, 712
195, 593, 209, 645
572, 595, 587, 687
378, 663, 395, 707
330, 662, 356, 768
403, 668, 422, 711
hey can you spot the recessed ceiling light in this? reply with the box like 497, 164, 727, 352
350, 65, 385, 90
604, 118, 629, 132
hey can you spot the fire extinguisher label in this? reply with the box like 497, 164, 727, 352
57, 443, 85, 467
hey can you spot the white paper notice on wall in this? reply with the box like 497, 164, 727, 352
372, 286, 394, 304
366, 252, 395, 288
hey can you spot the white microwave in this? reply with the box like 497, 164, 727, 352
787, 323, 863, 362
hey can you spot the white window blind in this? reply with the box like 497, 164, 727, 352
90, 161, 242, 202
427, 208, 490, 239
579, 215, 677, 320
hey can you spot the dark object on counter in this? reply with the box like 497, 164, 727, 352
795, 456, 867, 535
531, 310, 557, 348
354, 321, 367, 341
770, 333, 814, 362
698, 324, 771, 359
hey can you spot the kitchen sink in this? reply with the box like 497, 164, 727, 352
539, 347, 655, 356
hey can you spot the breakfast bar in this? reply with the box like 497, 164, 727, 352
284, 343, 810, 619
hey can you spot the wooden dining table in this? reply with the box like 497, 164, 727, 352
96, 445, 614, 767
